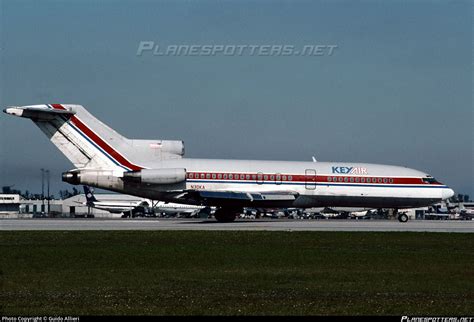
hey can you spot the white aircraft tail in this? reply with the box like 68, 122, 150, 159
4, 104, 139, 171
3, 104, 184, 172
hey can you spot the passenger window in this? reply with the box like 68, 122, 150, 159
189, 173, 194, 179
246, 175, 250, 180
282, 175, 287, 181
288, 176, 293, 181
229, 174, 233, 179
201, 173, 205, 179
218, 174, 222, 179
212, 174, 216, 179
223, 174, 228, 179
206, 174, 210, 179
328, 177, 332, 182
257, 173, 263, 185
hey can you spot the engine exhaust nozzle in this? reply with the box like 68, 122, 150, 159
62, 171, 80, 185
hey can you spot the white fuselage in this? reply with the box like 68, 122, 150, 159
87, 200, 140, 214
116, 158, 453, 209
155, 201, 204, 214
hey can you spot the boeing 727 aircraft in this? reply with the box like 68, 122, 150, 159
4, 104, 455, 222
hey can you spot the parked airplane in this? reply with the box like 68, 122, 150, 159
83, 186, 206, 217
81, 185, 151, 216
4, 104, 455, 222
156, 202, 208, 218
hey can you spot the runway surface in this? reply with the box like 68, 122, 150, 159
1, 218, 473, 232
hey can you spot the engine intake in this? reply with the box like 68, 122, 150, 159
159, 140, 185, 157
130, 139, 185, 159
123, 168, 186, 185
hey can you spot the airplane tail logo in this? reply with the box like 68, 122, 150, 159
83, 185, 98, 204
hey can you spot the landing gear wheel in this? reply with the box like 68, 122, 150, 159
214, 208, 238, 222
398, 213, 408, 223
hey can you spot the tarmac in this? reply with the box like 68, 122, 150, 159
1, 218, 473, 232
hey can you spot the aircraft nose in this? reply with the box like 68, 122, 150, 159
442, 188, 455, 200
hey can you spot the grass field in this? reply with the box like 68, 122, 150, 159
1, 231, 473, 315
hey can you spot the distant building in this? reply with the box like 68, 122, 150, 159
0, 193, 137, 218
60, 194, 124, 217
0, 194, 20, 213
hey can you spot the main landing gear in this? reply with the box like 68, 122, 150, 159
393, 209, 408, 223
397, 213, 409, 223
214, 207, 240, 223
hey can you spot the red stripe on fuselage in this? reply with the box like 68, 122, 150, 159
187, 172, 443, 186
51, 104, 142, 171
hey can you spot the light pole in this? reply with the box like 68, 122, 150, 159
41, 168, 45, 213
46, 170, 50, 214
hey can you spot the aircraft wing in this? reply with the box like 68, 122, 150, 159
175, 190, 299, 206
198, 191, 298, 202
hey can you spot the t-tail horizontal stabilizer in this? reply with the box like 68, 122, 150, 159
4, 105, 75, 120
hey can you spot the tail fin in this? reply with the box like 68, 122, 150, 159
83, 185, 98, 204
4, 104, 185, 172
3, 104, 143, 171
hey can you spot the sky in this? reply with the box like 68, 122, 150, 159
0, 0, 472, 197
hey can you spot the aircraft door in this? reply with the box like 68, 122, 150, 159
305, 169, 317, 190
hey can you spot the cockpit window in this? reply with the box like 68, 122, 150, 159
422, 177, 439, 184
